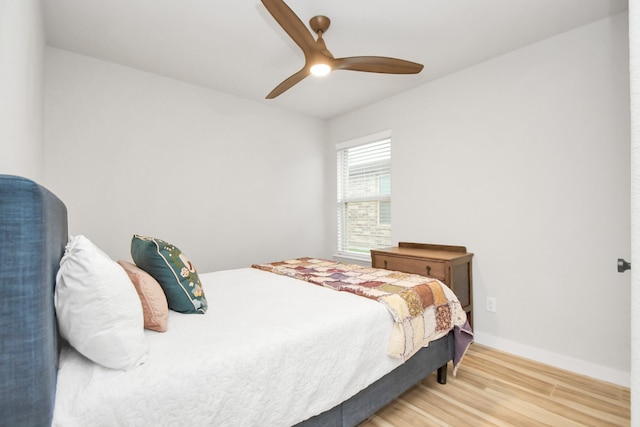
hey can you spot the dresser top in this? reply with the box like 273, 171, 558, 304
371, 242, 473, 261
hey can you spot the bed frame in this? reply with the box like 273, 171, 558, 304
0, 174, 453, 427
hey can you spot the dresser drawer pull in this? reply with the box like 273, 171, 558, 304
384, 260, 388, 269
426, 265, 431, 276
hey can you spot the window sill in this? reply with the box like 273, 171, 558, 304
332, 253, 371, 267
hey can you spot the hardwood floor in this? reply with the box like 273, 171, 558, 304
360, 344, 630, 427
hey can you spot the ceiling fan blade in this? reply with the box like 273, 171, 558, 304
266, 68, 310, 99
261, 0, 317, 54
334, 56, 423, 74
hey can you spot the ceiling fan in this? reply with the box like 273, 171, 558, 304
261, 0, 424, 99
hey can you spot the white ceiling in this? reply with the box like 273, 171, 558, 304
43, 0, 628, 119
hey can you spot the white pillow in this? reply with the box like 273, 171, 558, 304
55, 235, 148, 370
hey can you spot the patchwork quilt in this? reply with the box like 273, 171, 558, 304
252, 258, 472, 368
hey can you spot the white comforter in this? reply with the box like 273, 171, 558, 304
52, 268, 403, 427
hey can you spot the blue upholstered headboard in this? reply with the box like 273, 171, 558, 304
0, 175, 68, 427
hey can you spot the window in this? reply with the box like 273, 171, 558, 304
337, 132, 391, 258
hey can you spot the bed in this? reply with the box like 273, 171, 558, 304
0, 174, 472, 427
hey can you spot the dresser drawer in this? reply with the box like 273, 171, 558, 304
373, 254, 446, 280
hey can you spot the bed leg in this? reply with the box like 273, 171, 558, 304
437, 364, 447, 384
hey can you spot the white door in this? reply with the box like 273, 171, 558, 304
629, 2, 639, 425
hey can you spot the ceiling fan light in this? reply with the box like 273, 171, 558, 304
310, 63, 331, 77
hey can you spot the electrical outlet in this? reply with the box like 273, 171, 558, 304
486, 297, 497, 313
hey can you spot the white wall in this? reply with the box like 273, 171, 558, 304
0, 0, 44, 181
45, 48, 329, 272
328, 14, 631, 386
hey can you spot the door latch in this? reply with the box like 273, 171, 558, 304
617, 258, 631, 273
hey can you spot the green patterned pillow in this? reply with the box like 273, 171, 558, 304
131, 235, 207, 314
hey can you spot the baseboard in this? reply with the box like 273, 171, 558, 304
473, 331, 630, 388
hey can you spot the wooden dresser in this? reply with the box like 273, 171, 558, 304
371, 242, 474, 327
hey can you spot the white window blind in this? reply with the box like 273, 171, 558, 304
337, 136, 391, 257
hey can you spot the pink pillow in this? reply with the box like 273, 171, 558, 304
118, 260, 169, 332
